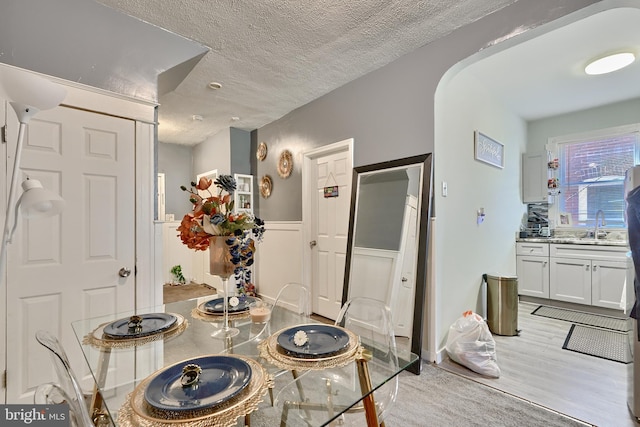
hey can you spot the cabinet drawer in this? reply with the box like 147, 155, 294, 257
516, 242, 549, 256
549, 244, 627, 261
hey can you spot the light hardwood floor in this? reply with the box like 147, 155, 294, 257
439, 301, 637, 427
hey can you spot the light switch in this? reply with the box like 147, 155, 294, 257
442, 181, 448, 197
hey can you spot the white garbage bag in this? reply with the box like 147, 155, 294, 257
445, 310, 500, 378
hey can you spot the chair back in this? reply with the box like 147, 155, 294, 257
35, 330, 95, 427
271, 282, 311, 326
335, 297, 399, 421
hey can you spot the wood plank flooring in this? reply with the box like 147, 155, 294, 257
439, 301, 636, 427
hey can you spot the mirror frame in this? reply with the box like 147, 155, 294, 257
342, 153, 433, 375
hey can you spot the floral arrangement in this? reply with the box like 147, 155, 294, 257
177, 174, 265, 296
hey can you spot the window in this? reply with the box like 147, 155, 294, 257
554, 125, 640, 228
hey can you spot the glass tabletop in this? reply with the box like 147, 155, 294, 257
71, 297, 419, 426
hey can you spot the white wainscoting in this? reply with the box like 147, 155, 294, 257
256, 221, 304, 304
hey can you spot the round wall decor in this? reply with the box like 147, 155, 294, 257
256, 142, 268, 161
259, 175, 273, 198
277, 150, 293, 178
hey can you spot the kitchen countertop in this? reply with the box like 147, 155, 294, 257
516, 237, 627, 247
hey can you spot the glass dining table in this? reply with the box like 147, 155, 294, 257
71, 296, 419, 426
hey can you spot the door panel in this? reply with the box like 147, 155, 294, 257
5, 106, 136, 403
312, 149, 351, 320
592, 260, 627, 309
549, 257, 591, 304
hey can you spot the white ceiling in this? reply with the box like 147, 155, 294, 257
3, 1, 636, 146
464, 6, 640, 121
96, 0, 518, 145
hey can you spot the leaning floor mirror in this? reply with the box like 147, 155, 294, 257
342, 153, 433, 374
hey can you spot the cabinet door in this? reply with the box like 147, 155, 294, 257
592, 260, 627, 309
522, 152, 549, 203
549, 257, 591, 304
516, 255, 549, 297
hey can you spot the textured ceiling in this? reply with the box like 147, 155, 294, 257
97, 0, 516, 145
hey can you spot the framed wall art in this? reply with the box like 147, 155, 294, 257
474, 131, 504, 169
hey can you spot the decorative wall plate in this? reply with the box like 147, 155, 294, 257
277, 150, 293, 178
256, 142, 268, 161
259, 175, 273, 198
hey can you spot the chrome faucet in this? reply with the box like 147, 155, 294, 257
594, 209, 606, 240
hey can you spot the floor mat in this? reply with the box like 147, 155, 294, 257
163, 282, 216, 304
531, 305, 628, 332
562, 324, 631, 364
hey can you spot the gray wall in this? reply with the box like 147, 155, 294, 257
157, 142, 193, 218
527, 97, 640, 151
354, 172, 409, 250
255, 0, 599, 221
230, 127, 252, 175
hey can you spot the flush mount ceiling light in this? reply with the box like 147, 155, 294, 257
585, 52, 636, 75
208, 81, 222, 90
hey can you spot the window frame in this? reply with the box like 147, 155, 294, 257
548, 123, 640, 230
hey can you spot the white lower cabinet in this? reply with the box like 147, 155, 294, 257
549, 257, 592, 305
516, 242, 549, 298
516, 255, 549, 298
591, 259, 628, 309
549, 244, 627, 309
516, 241, 628, 309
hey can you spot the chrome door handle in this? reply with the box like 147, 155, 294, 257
119, 267, 132, 278
401, 277, 408, 282
309, 240, 317, 248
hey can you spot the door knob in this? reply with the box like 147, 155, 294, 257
401, 277, 408, 282
309, 240, 317, 248
119, 267, 132, 278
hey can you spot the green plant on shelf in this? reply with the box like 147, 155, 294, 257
170, 265, 186, 285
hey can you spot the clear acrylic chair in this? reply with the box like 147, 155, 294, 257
34, 382, 71, 406
274, 297, 399, 426
35, 330, 105, 427
265, 282, 312, 405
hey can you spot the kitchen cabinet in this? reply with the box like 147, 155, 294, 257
234, 174, 254, 215
549, 244, 627, 309
522, 152, 551, 203
549, 257, 591, 304
592, 259, 629, 309
516, 242, 549, 298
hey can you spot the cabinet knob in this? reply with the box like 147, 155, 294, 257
593, 265, 598, 271
543, 261, 547, 267
585, 265, 589, 271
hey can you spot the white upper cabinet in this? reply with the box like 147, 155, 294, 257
522, 152, 551, 203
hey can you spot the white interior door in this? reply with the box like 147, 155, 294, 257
392, 195, 418, 337
5, 105, 136, 403
307, 141, 352, 320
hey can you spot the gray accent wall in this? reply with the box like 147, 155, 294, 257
158, 142, 192, 218
354, 171, 409, 250
252, 0, 605, 359
255, 0, 599, 222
